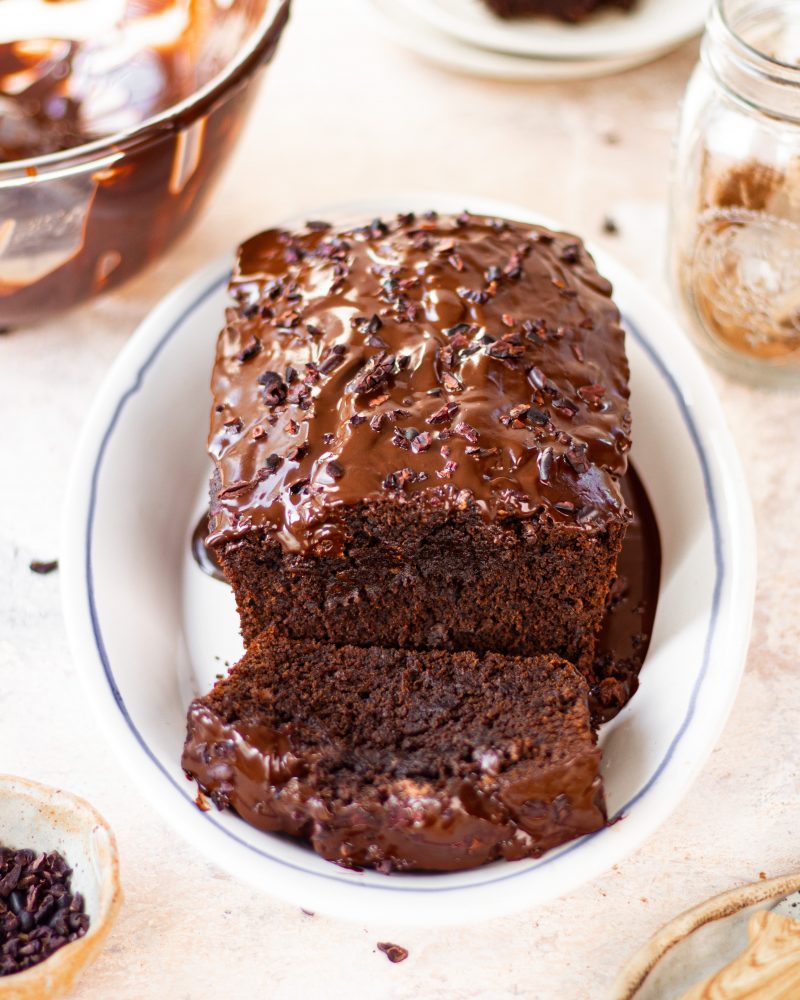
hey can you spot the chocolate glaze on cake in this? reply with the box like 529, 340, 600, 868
209, 212, 630, 551
207, 212, 631, 667
182, 632, 606, 872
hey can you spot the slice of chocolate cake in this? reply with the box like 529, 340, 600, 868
482, 0, 636, 23
182, 631, 606, 871
207, 212, 631, 670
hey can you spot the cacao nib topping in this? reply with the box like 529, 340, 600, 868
427, 401, 459, 425
453, 421, 479, 444
578, 384, 606, 406
211, 212, 630, 548
528, 366, 560, 395
527, 407, 549, 427
318, 344, 347, 375
560, 243, 580, 264
566, 444, 590, 474
236, 337, 262, 363
391, 427, 417, 451
457, 286, 490, 305
539, 446, 554, 484
348, 352, 396, 396
552, 397, 579, 418
411, 431, 432, 453
286, 382, 311, 405
383, 468, 420, 491
0, 846, 90, 977
264, 454, 284, 474
486, 340, 525, 361
441, 372, 463, 393
29, 560, 58, 575
325, 461, 344, 479
257, 370, 288, 407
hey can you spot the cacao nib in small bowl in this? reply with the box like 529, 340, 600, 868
0, 776, 121, 999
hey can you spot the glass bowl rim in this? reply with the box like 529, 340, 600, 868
716, 0, 800, 79
0, 0, 290, 181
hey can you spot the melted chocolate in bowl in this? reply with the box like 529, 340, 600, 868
192, 462, 661, 720
0, 0, 290, 326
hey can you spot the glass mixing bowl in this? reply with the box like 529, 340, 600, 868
0, 0, 290, 328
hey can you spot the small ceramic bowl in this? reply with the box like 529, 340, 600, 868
610, 872, 800, 999
0, 775, 121, 1000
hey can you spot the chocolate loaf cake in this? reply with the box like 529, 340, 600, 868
182, 631, 606, 871
482, 0, 635, 23
208, 212, 631, 670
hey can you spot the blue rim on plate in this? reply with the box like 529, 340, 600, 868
83, 268, 721, 893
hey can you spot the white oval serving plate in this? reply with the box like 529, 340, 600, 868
397, 0, 708, 62
61, 195, 755, 926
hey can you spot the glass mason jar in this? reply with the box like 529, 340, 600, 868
669, 0, 800, 385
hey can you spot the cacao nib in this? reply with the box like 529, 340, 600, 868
0, 845, 90, 977
552, 397, 579, 418
235, 337, 262, 363
411, 431, 432, 453
453, 421, 479, 444
560, 243, 580, 264
485, 341, 524, 361
377, 942, 409, 964
257, 370, 288, 407
441, 372, 463, 393
578, 384, 606, 406
382, 468, 418, 491
426, 402, 459, 425
325, 461, 344, 480
348, 353, 396, 396
566, 443, 590, 474
527, 407, 549, 427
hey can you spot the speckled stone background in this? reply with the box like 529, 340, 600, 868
2, 2, 797, 997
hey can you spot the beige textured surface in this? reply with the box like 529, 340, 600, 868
1, 2, 796, 997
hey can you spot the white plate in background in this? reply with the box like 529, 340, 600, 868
365, 0, 669, 80
61, 196, 755, 925
399, 0, 708, 61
